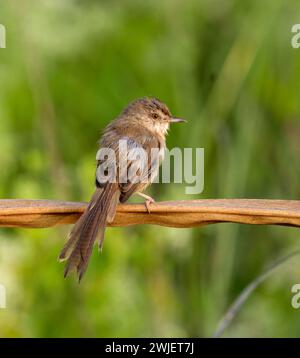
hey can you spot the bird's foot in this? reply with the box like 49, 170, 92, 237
136, 192, 155, 213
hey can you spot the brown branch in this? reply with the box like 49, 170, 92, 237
1, 199, 300, 229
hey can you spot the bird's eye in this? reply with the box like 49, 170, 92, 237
152, 113, 159, 119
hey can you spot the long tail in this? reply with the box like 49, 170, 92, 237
59, 183, 120, 281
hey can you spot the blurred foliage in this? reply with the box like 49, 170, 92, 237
1, 0, 300, 337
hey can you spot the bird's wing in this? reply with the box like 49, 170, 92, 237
118, 136, 161, 203
96, 134, 161, 203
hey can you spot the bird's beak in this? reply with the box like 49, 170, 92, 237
169, 117, 187, 123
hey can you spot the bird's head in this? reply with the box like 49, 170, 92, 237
122, 97, 186, 136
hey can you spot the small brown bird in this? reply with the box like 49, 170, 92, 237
59, 97, 185, 280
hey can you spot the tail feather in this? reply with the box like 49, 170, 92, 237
58, 189, 103, 262
59, 184, 119, 280
76, 210, 107, 280
106, 189, 120, 224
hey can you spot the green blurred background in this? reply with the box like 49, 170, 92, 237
1, 0, 300, 337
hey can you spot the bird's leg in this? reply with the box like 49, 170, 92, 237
135, 192, 155, 213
